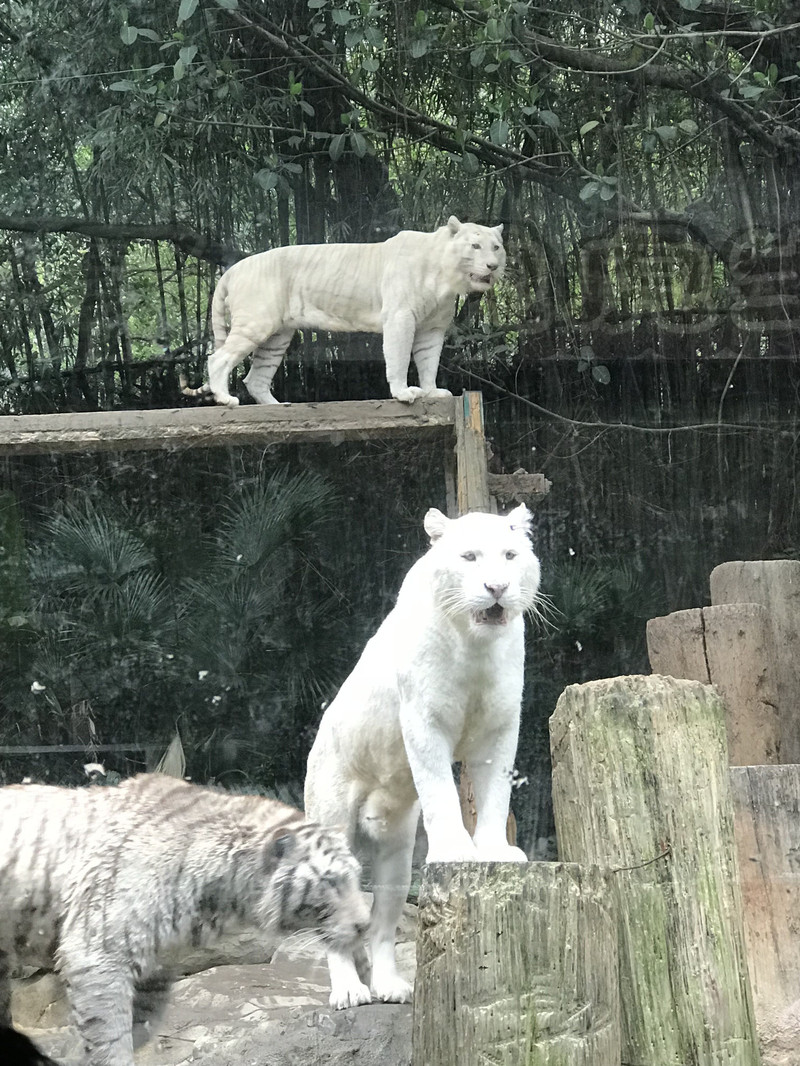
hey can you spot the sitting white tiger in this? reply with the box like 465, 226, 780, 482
305, 504, 540, 1010
181, 216, 505, 407
0, 774, 368, 1066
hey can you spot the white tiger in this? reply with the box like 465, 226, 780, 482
0, 774, 368, 1066
181, 216, 505, 407
305, 504, 540, 1010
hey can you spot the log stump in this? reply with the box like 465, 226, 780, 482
711, 560, 800, 762
412, 862, 619, 1066
730, 765, 800, 1063
646, 603, 781, 764
550, 674, 760, 1066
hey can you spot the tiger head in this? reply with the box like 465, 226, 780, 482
422, 504, 541, 633
262, 824, 369, 952
445, 215, 506, 294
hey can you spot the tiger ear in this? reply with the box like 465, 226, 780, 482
494, 223, 504, 237
271, 832, 296, 860
447, 215, 462, 234
507, 503, 532, 534
424, 508, 450, 543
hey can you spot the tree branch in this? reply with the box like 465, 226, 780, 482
0, 216, 244, 265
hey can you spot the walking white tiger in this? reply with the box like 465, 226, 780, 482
0, 774, 369, 1066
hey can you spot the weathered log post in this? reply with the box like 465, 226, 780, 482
730, 765, 800, 1063
646, 603, 781, 764
711, 560, 800, 763
550, 674, 760, 1066
412, 862, 619, 1066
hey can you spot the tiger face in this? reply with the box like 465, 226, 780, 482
447, 216, 506, 294
266, 825, 369, 953
423, 504, 541, 632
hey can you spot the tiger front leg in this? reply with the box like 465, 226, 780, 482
383, 310, 424, 403
466, 718, 528, 863
412, 328, 452, 399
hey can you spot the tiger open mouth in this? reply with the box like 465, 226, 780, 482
473, 603, 507, 626
470, 272, 493, 286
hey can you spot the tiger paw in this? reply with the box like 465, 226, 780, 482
371, 974, 413, 1004
329, 978, 372, 1010
391, 385, 425, 404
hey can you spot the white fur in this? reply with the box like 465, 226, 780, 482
304, 505, 540, 1009
192, 216, 505, 407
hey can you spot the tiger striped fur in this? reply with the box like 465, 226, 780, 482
0, 774, 368, 1066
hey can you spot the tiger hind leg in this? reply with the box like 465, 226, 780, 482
242, 330, 294, 404
206, 331, 261, 408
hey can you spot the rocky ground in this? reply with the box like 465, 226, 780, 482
10, 911, 416, 1066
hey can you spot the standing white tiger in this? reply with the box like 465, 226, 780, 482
305, 504, 540, 1009
0, 774, 368, 1066
181, 216, 505, 407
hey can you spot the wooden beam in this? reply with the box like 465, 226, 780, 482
454, 390, 492, 513
0, 397, 455, 455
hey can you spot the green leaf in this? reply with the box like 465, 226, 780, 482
740, 84, 766, 99
461, 152, 479, 175
179, 45, 198, 66
643, 12, 655, 31
154, 111, 167, 128
599, 183, 616, 201
215, 0, 239, 8
678, 119, 698, 135
489, 118, 509, 144
350, 130, 368, 157
580, 120, 600, 136
364, 25, 384, 47
331, 7, 353, 24
173, 58, 186, 81
255, 169, 280, 191
329, 132, 346, 161
345, 27, 364, 48
120, 25, 139, 45
109, 80, 137, 91
361, 56, 380, 72
579, 181, 600, 202
539, 110, 560, 129
470, 46, 486, 67
308, 0, 328, 8
409, 38, 429, 58
177, 0, 199, 24
592, 364, 611, 384
655, 125, 677, 142
678, 0, 702, 9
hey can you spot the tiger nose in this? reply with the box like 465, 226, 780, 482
485, 582, 508, 600
487, 261, 498, 271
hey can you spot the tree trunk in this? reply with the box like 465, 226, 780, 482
412, 861, 619, 1066
550, 674, 760, 1066
730, 764, 800, 1064
711, 561, 800, 762
646, 603, 781, 764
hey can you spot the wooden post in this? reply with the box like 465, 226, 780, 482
454, 390, 493, 514
412, 862, 619, 1066
550, 675, 761, 1066
646, 604, 781, 764
711, 561, 800, 763
730, 765, 800, 1060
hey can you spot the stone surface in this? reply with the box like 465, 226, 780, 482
11, 912, 416, 1066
